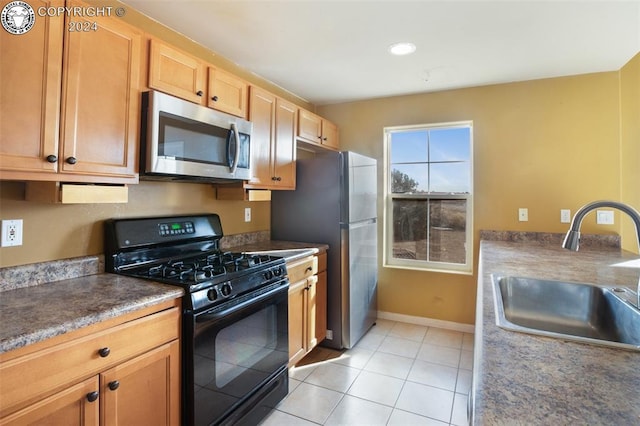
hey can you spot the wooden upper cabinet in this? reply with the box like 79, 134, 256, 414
245, 86, 296, 190
297, 109, 323, 144
208, 67, 248, 118
60, 4, 141, 179
297, 108, 339, 150
0, 0, 140, 183
148, 39, 206, 104
0, 0, 64, 175
246, 86, 275, 187
273, 98, 296, 189
321, 119, 339, 150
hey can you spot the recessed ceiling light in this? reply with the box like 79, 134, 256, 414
388, 42, 416, 56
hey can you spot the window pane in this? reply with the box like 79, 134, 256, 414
390, 165, 427, 193
428, 199, 467, 264
392, 199, 428, 260
429, 127, 471, 162
429, 162, 470, 193
390, 130, 428, 164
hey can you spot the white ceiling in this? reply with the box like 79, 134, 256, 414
122, 0, 640, 106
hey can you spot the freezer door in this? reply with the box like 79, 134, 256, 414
343, 152, 377, 224
341, 219, 378, 348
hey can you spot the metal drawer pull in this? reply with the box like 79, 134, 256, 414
108, 380, 120, 391
98, 347, 110, 358
86, 391, 99, 402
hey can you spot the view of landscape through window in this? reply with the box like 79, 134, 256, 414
386, 124, 472, 270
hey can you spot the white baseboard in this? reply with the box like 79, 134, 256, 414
377, 311, 475, 334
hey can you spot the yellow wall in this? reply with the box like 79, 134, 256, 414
0, 181, 270, 267
620, 53, 640, 254
318, 71, 629, 325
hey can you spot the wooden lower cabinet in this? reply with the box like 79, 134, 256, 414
101, 340, 180, 426
0, 301, 181, 425
287, 253, 327, 366
0, 377, 99, 426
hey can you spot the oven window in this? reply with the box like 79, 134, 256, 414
192, 299, 288, 425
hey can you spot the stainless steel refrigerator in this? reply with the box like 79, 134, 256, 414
271, 151, 378, 349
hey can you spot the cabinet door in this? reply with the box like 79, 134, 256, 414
273, 98, 296, 189
321, 119, 339, 150
101, 340, 180, 426
0, 0, 64, 175
148, 39, 205, 104
246, 86, 275, 187
297, 109, 322, 143
288, 279, 308, 366
59, 4, 140, 179
208, 67, 248, 118
315, 270, 328, 343
306, 275, 320, 349
0, 376, 99, 426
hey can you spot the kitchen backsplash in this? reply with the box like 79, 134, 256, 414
0, 231, 270, 292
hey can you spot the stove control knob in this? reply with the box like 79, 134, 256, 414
273, 267, 283, 277
207, 288, 218, 301
264, 270, 273, 280
221, 283, 233, 297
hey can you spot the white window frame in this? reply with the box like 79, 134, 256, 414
383, 121, 474, 274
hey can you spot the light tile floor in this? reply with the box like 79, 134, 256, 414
260, 319, 474, 426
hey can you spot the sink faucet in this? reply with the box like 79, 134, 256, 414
562, 200, 640, 309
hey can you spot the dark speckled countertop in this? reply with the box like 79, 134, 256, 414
0, 239, 325, 356
473, 232, 640, 425
0, 256, 183, 355
0, 275, 183, 355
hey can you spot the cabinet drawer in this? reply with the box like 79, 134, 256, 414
287, 256, 317, 284
0, 307, 180, 417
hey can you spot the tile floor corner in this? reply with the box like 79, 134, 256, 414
260, 319, 474, 426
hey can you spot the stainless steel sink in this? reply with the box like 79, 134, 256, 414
492, 275, 640, 351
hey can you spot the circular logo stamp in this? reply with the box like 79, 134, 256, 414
1, 1, 35, 35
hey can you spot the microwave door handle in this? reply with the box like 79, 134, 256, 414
229, 123, 241, 174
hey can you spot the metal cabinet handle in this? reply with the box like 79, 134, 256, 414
46, 155, 58, 163
108, 380, 120, 391
86, 391, 99, 402
66, 156, 77, 165
196, 90, 204, 97
212, 95, 219, 102
98, 347, 110, 358
305, 267, 313, 272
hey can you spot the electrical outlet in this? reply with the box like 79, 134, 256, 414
244, 207, 251, 222
326, 330, 333, 340
596, 210, 614, 225
518, 208, 528, 222
2, 219, 23, 247
560, 209, 571, 223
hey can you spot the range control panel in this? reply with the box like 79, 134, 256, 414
159, 221, 195, 236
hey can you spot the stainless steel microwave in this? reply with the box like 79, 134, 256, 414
140, 90, 252, 182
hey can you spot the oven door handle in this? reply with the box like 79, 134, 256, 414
196, 281, 288, 322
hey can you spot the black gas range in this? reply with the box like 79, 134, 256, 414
104, 214, 287, 312
105, 214, 290, 426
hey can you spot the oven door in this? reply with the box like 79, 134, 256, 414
184, 280, 289, 426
